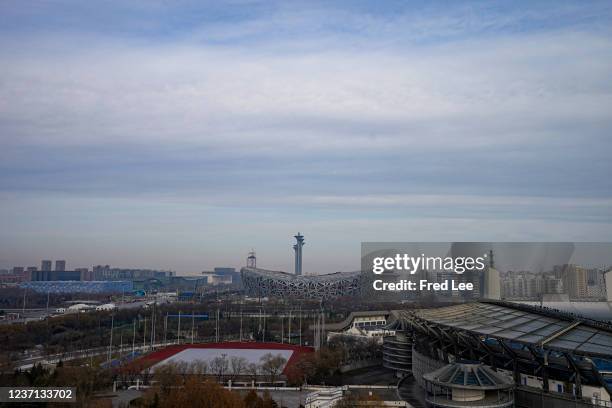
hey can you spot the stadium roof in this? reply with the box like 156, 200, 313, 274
402, 301, 612, 358
241, 267, 361, 282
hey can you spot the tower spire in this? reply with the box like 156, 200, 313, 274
293, 232, 305, 275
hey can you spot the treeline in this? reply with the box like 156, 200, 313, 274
285, 336, 382, 386
0, 287, 111, 309
136, 373, 283, 408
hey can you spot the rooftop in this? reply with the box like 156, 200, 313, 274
398, 301, 612, 358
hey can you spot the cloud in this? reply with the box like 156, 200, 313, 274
0, 1, 611, 271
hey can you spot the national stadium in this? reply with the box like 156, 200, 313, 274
241, 267, 363, 300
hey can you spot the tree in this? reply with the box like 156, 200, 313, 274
245, 363, 259, 384
261, 390, 279, 408
229, 356, 248, 381
285, 353, 316, 386
243, 390, 259, 408
209, 354, 229, 382
154, 363, 181, 396
259, 353, 286, 384
145, 377, 245, 408
190, 360, 208, 376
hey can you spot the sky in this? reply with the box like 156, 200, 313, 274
0, 1, 611, 275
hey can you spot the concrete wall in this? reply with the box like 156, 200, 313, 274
411, 349, 446, 389
515, 386, 609, 408
339, 359, 381, 373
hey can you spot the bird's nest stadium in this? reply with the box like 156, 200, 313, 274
241, 267, 364, 300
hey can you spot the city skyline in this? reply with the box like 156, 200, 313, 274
1, 1, 612, 274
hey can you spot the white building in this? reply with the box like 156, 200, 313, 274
606, 270, 612, 302
305, 387, 344, 408
484, 266, 501, 300
95, 303, 116, 311
66, 303, 93, 313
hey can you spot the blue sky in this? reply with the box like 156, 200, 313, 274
1, 1, 611, 274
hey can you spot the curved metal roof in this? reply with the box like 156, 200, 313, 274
399, 301, 612, 358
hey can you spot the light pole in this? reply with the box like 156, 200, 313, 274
132, 319, 136, 357
107, 314, 114, 365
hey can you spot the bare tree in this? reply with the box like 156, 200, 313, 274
154, 363, 180, 396
246, 363, 259, 384
190, 360, 208, 377
175, 361, 191, 383
229, 356, 248, 381
260, 353, 286, 384
209, 354, 229, 382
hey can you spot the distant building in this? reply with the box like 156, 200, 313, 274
75, 268, 93, 281
544, 277, 564, 294
41, 260, 52, 271
201, 267, 240, 285
20, 280, 133, 294
0, 271, 28, 284
606, 270, 612, 303
564, 265, 589, 299
483, 250, 501, 300
201, 272, 233, 285
501, 271, 542, 300
95, 303, 116, 311
30, 270, 83, 281
55, 260, 66, 271
93, 265, 174, 280
66, 303, 93, 313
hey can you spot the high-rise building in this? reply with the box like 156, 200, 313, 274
565, 265, 588, 299
55, 260, 66, 271
587, 268, 600, 285
41, 260, 52, 271
544, 277, 564, 294
605, 270, 612, 302
25, 267, 37, 282
31, 270, 82, 281
501, 271, 542, 299
75, 268, 92, 281
483, 250, 501, 300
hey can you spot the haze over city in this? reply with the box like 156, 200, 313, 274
1, 1, 612, 274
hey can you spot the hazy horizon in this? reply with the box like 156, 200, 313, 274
1, 1, 612, 274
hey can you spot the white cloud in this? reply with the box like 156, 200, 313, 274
1, 28, 610, 155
